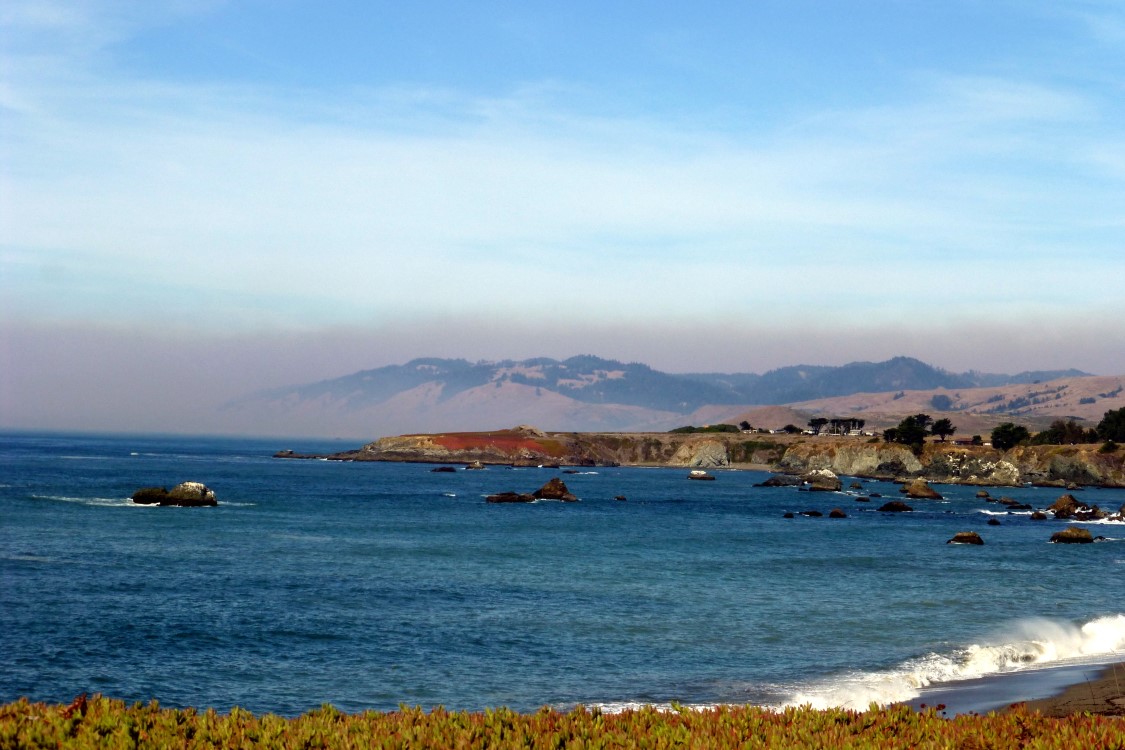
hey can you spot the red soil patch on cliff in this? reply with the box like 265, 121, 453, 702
431, 431, 568, 457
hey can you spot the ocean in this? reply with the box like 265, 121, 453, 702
2, 431, 1123, 716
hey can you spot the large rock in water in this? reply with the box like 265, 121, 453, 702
532, 477, 578, 502
877, 500, 914, 512
131, 482, 217, 507
904, 478, 942, 500
803, 469, 842, 492
1050, 527, 1094, 544
757, 474, 803, 488
1048, 494, 1081, 519
947, 531, 984, 545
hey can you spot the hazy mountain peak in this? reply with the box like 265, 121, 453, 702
226, 356, 1103, 438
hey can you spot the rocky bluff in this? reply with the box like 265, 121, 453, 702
776, 440, 1125, 487
345, 425, 786, 469
304, 427, 1125, 488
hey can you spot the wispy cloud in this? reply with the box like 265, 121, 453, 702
5, 63, 1122, 330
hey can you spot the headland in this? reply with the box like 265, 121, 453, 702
279, 424, 1125, 488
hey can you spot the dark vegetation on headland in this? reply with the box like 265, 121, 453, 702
4, 693, 1124, 749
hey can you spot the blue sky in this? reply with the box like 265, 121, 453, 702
2, 1, 1125, 431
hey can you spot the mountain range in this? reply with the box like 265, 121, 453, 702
224, 355, 1114, 439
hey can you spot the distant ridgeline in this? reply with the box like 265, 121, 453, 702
237, 355, 1088, 413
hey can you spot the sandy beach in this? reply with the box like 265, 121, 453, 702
1011, 662, 1125, 717
906, 661, 1125, 717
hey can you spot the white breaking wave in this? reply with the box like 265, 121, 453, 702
787, 614, 1125, 710
31, 494, 147, 508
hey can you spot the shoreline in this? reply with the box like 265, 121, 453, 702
1012, 661, 1125, 716
906, 661, 1125, 716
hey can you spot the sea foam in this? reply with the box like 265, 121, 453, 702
786, 614, 1125, 710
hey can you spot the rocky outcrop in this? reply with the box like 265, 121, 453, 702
1048, 494, 1111, 520
532, 478, 578, 502
131, 482, 217, 507
1048, 494, 1080, 519
948, 531, 984, 545
803, 469, 842, 492
903, 478, 942, 499
488, 477, 578, 504
777, 442, 923, 478
1050, 527, 1094, 544
877, 500, 913, 512
776, 441, 1125, 488
672, 440, 730, 468
758, 474, 803, 487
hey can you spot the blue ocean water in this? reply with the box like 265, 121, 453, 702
2, 431, 1123, 716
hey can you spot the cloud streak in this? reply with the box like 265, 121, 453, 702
6, 71, 1122, 328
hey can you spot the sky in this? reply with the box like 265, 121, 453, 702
3, 1, 1125, 434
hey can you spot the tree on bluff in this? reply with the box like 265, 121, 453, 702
991, 422, 1030, 451
885, 414, 931, 454
931, 418, 956, 442
1097, 407, 1125, 442
1031, 419, 1098, 445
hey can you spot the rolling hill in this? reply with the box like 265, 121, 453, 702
224, 355, 1114, 439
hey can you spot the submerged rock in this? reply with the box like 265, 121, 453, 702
758, 474, 803, 488
877, 500, 914, 513
829, 508, 848, 519
486, 492, 535, 503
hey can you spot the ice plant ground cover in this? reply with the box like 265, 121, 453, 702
3, 695, 1124, 749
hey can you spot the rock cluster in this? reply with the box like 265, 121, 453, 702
1047, 494, 1118, 521
487, 478, 578, 503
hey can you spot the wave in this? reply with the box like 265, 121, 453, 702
786, 614, 1125, 710
31, 494, 146, 508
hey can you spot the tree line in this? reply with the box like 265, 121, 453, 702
880, 407, 1125, 453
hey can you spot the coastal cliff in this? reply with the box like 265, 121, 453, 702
307, 426, 1125, 487
777, 440, 1125, 487
346, 426, 785, 469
